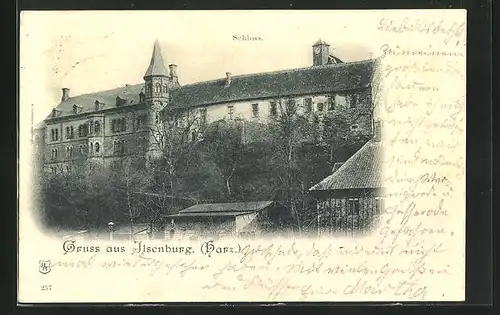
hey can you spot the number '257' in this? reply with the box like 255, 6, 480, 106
41, 285, 52, 291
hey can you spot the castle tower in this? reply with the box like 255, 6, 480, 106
312, 39, 330, 66
144, 40, 170, 160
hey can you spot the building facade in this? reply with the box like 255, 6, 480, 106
308, 122, 384, 236
34, 39, 379, 174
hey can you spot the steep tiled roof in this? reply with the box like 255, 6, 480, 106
144, 40, 169, 78
309, 139, 383, 191
168, 59, 376, 109
45, 58, 377, 120
46, 84, 146, 119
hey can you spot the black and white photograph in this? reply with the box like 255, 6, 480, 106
18, 10, 466, 303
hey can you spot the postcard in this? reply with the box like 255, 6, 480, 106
18, 10, 466, 303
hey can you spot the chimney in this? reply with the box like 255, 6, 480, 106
94, 100, 100, 110
373, 120, 382, 142
169, 64, 178, 79
225, 72, 232, 87
61, 88, 70, 102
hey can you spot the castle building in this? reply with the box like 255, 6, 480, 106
33, 39, 378, 174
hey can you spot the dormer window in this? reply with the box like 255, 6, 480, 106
116, 96, 126, 106
94, 100, 100, 110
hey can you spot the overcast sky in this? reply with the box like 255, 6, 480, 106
20, 11, 386, 124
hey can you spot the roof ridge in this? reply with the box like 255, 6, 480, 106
176, 59, 376, 90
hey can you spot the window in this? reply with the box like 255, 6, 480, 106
375, 197, 385, 215
270, 102, 277, 117
200, 108, 207, 125
111, 118, 127, 133
136, 115, 144, 129
79, 145, 85, 155
347, 198, 360, 215
155, 113, 160, 124
51, 148, 58, 160
286, 99, 296, 114
90, 142, 93, 153
327, 95, 336, 110
304, 98, 313, 113
227, 105, 234, 120
252, 103, 259, 118
66, 146, 73, 157
78, 124, 88, 137
89, 121, 94, 134
350, 124, 359, 131
155, 83, 161, 94
163, 84, 168, 93
350, 94, 358, 108
113, 140, 125, 155
51, 128, 59, 141
146, 83, 152, 96
94, 121, 100, 134
66, 126, 71, 139
317, 103, 324, 112
191, 131, 197, 142
66, 165, 72, 173
95, 142, 100, 153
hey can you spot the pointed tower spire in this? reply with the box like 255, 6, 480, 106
144, 39, 169, 78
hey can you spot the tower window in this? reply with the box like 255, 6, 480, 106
252, 103, 259, 118
147, 83, 152, 96
95, 142, 100, 153
94, 121, 100, 134
270, 102, 277, 117
155, 83, 161, 94
163, 84, 168, 93
89, 121, 94, 134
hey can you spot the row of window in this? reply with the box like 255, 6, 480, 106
51, 142, 102, 160
227, 95, 359, 119
345, 197, 385, 216
146, 83, 168, 96
111, 118, 127, 133
52, 116, 147, 142
49, 165, 73, 174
